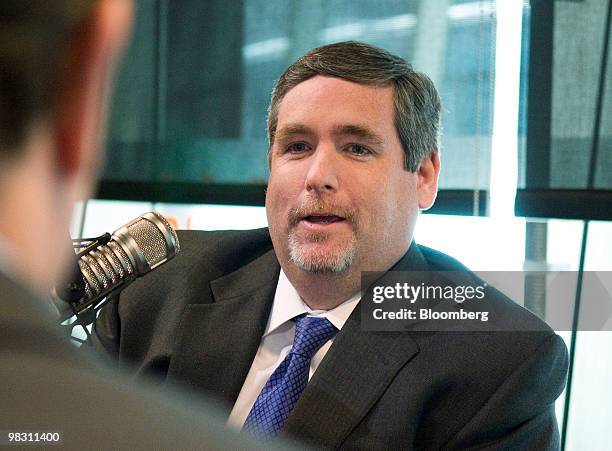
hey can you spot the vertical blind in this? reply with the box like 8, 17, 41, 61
516, 0, 611, 220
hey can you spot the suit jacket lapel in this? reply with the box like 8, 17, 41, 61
282, 242, 429, 448
167, 250, 280, 409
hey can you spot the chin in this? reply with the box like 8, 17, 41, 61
288, 236, 356, 274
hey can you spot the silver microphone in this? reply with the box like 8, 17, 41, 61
55, 212, 180, 322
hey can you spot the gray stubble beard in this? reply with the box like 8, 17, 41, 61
287, 229, 357, 273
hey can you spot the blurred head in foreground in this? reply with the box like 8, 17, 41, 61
0, 0, 132, 294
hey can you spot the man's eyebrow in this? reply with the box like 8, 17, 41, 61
275, 124, 314, 142
332, 124, 384, 146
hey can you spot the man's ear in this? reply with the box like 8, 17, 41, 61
416, 151, 441, 210
53, 0, 132, 178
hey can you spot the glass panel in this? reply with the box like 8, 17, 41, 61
549, 0, 611, 190
519, 0, 611, 191
564, 221, 612, 449
154, 203, 267, 231
103, 0, 501, 195
79, 200, 154, 237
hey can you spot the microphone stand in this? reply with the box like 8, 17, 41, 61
54, 233, 112, 345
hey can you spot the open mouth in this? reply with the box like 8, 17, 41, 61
303, 214, 346, 225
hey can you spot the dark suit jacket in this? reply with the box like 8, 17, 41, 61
94, 229, 569, 450
0, 270, 285, 450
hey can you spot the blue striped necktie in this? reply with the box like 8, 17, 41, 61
242, 315, 338, 439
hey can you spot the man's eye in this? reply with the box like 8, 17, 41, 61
347, 144, 372, 156
286, 142, 310, 154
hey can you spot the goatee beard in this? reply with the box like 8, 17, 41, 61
286, 196, 358, 273
288, 229, 357, 273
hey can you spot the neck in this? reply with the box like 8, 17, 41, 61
0, 131, 72, 296
284, 266, 361, 310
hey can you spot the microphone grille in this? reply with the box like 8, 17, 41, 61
127, 216, 168, 266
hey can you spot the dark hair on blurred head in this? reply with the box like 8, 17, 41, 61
0, 1, 95, 158
267, 41, 441, 172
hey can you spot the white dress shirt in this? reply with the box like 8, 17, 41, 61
227, 268, 360, 429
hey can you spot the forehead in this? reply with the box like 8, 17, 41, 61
275, 75, 396, 136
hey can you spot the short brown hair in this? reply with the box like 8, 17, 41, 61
267, 41, 441, 172
0, 1, 95, 159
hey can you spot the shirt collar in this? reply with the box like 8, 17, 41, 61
264, 268, 360, 336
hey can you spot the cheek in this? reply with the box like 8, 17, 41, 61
266, 170, 300, 224
268, 172, 292, 204
368, 172, 417, 225
344, 176, 386, 230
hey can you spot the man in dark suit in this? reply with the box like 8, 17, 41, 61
0, 1, 284, 449
95, 42, 568, 449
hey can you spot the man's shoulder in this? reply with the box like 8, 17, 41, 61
417, 244, 471, 272
176, 228, 273, 258
176, 227, 271, 246
415, 243, 555, 334
168, 227, 274, 276
408, 245, 568, 426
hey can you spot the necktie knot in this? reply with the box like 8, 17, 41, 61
291, 316, 337, 359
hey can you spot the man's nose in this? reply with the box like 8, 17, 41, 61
304, 145, 339, 194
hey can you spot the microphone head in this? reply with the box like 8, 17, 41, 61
113, 211, 180, 274
78, 211, 180, 305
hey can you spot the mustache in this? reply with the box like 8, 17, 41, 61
288, 198, 356, 227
